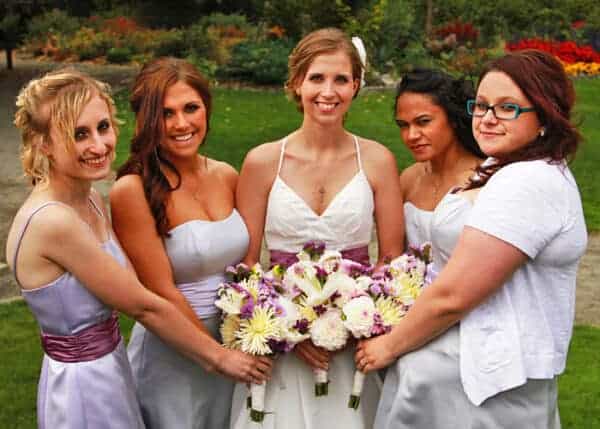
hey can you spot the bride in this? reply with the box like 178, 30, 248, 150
232, 28, 403, 428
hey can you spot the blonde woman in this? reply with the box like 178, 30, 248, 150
6, 68, 270, 428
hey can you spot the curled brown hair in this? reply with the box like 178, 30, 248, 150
285, 28, 364, 112
467, 49, 582, 189
117, 57, 212, 236
14, 67, 118, 186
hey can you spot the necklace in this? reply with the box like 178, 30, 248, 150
424, 163, 442, 197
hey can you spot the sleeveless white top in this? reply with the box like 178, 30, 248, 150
231, 136, 381, 429
403, 202, 433, 250
264, 136, 374, 253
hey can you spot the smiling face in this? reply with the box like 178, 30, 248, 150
160, 80, 207, 159
47, 94, 116, 182
295, 50, 359, 127
395, 92, 458, 162
473, 71, 541, 158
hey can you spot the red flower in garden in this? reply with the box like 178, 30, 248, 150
506, 38, 600, 64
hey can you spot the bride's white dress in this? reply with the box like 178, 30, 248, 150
230, 136, 381, 429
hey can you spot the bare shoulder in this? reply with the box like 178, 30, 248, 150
399, 163, 420, 190
208, 157, 239, 190
243, 141, 282, 170
357, 137, 397, 166
24, 203, 87, 247
6, 197, 74, 267
110, 174, 144, 203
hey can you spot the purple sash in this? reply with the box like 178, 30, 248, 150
270, 245, 370, 268
41, 312, 121, 363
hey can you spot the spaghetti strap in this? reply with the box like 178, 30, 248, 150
353, 135, 363, 171
276, 138, 288, 175
12, 201, 69, 287
88, 195, 105, 218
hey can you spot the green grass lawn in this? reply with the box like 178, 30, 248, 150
115, 79, 600, 231
0, 300, 597, 428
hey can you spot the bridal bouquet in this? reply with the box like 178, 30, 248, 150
281, 241, 373, 396
215, 263, 308, 422
342, 242, 434, 409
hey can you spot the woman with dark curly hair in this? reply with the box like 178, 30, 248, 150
357, 50, 587, 428
394, 68, 485, 251
110, 57, 271, 428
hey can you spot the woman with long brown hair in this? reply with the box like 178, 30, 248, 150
110, 57, 271, 428
357, 50, 587, 428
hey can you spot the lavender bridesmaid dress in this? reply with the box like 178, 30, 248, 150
14, 202, 145, 429
127, 209, 249, 429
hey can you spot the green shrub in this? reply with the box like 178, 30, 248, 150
186, 54, 218, 80
106, 46, 134, 63
184, 13, 255, 65
24, 8, 81, 55
26, 8, 80, 41
218, 38, 294, 85
152, 29, 187, 58
66, 27, 113, 60
184, 22, 220, 60
259, 0, 347, 39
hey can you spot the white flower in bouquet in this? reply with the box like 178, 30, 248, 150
318, 250, 343, 273
277, 296, 310, 344
310, 307, 349, 350
355, 275, 372, 292
342, 295, 376, 338
215, 287, 246, 315
326, 271, 360, 307
284, 261, 337, 307
238, 306, 282, 355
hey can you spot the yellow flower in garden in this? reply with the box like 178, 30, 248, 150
238, 307, 281, 355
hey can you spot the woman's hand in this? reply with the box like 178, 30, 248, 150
215, 348, 273, 384
355, 334, 397, 372
294, 339, 330, 370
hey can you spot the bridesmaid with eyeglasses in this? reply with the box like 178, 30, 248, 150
357, 50, 587, 429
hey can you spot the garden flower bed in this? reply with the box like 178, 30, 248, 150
506, 38, 600, 76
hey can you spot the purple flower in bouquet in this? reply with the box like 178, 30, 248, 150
315, 265, 328, 284
293, 318, 310, 334
303, 240, 326, 259
240, 301, 255, 320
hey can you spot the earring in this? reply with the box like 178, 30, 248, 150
539, 127, 546, 137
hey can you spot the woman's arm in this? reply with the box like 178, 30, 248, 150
33, 205, 271, 383
356, 226, 527, 371
236, 143, 279, 265
363, 141, 404, 263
